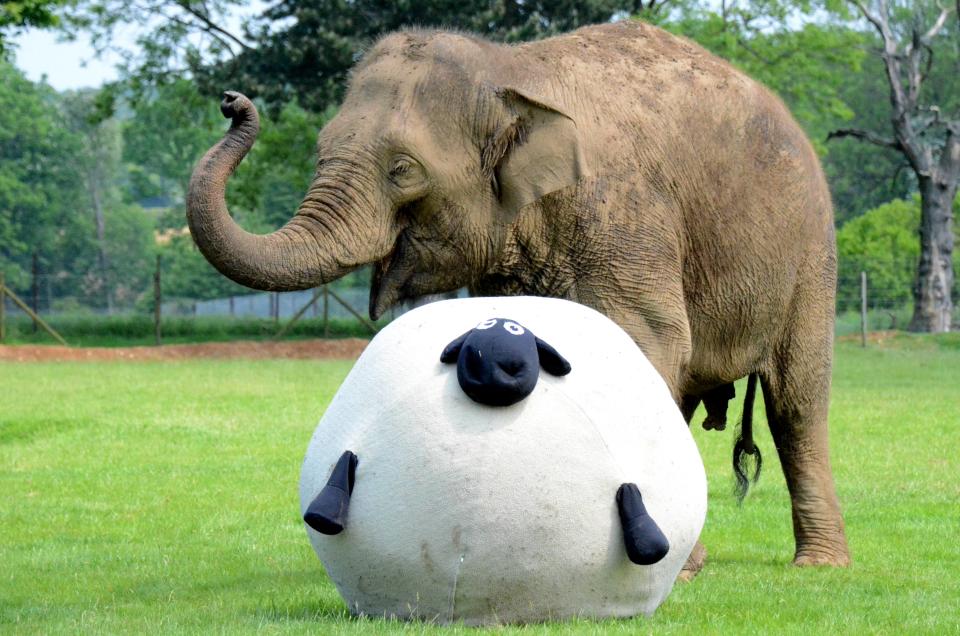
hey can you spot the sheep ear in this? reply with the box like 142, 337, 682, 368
441, 331, 470, 363
536, 337, 571, 376
486, 87, 589, 216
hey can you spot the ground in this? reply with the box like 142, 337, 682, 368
1, 336, 958, 634
0, 338, 369, 362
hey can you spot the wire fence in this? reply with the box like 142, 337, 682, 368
0, 254, 956, 344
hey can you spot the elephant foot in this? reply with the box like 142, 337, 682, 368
701, 414, 727, 431
677, 541, 707, 581
700, 383, 735, 431
793, 548, 851, 567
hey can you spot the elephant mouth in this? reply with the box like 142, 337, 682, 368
369, 234, 469, 320
369, 244, 415, 320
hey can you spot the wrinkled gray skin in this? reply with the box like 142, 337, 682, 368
187, 21, 850, 573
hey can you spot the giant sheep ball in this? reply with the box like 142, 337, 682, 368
299, 296, 707, 625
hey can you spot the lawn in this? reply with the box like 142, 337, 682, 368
1, 337, 958, 634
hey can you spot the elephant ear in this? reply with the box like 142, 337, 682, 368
484, 88, 589, 215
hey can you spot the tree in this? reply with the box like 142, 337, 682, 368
59, 90, 129, 310
122, 79, 223, 212
0, 59, 94, 302
0, 0, 69, 53
821, 50, 917, 222
836, 194, 960, 313
829, 1, 959, 332
657, 1, 866, 143
63, 0, 662, 112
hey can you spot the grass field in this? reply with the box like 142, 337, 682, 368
2, 315, 381, 347
1, 336, 959, 634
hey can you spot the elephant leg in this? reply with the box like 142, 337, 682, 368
680, 394, 701, 424
701, 383, 735, 431
760, 313, 850, 566
678, 393, 707, 581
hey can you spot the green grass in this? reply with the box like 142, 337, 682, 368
2, 315, 382, 347
1, 339, 959, 634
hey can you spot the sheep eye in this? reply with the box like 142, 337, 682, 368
476, 318, 497, 330
503, 321, 524, 335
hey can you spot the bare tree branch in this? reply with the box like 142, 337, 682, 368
917, 106, 943, 135
173, 1, 251, 52
827, 128, 903, 150
922, 5, 952, 43
851, 0, 883, 32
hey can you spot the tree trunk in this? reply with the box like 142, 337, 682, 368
909, 176, 956, 332
91, 181, 113, 314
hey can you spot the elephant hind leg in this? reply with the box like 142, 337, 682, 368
760, 310, 850, 566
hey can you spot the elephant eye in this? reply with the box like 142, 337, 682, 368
389, 155, 422, 186
503, 321, 525, 335
476, 318, 497, 330
390, 158, 410, 177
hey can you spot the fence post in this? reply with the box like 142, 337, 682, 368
860, 271, 867, 348
31, 252, 39, 333
0, 271, 6, 343
323, 285, 329, 337
154, 255, 162, 346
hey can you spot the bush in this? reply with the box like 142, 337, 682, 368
836, 195, 959, 313
2, 314, 381, 346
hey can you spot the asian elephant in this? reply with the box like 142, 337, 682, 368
186, 19, 850, 572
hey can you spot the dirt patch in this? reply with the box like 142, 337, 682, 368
0, 339, 369, 363
836, 330, 908, 347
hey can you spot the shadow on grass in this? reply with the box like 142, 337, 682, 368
254, 598, 352, 623
0, 417, 85, 445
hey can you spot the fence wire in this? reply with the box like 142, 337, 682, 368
1, 255, 957, 342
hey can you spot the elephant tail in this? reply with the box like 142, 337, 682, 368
733, 372, 762, 504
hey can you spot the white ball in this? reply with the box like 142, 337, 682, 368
300, 296, 706, 625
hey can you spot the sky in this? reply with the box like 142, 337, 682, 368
10, 2, 265, 91
12, 30, 122, 90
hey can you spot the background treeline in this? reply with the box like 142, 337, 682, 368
0, 0, 957, 325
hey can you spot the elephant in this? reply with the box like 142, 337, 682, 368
187, 19, 850, 573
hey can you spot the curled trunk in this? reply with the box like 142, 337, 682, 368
186, 92, 366, 291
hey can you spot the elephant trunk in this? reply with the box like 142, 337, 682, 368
186, 92, 370, 291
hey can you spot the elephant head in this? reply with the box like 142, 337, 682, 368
186, 31, 589, 319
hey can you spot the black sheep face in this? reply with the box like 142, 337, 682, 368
440, 318, 571, 407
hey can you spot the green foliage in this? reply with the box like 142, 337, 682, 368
122, 79, 223, 207
228, 101, 336, 229
154, 232, 247, 301
2, 314, 377, 345
836, 197, 921, 311
0, 0, 67, 52
0, 59, 93, 293
836, 195, 960, 311
822, 1, 960, 221
63, 0, 651, 112
2, 343, 960, 631
657, 3, 866, 146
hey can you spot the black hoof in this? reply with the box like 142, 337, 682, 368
304, 451, 358, 535
617, 483, 669, 565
